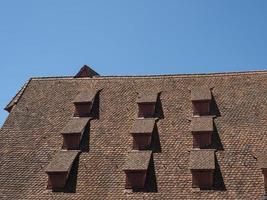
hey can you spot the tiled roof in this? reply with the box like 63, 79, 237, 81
258, 150, 267, 169
136, 92, 158, 103
191, 87, 212, 101
0, 70, 267, 199
189, 149, 215, 170
61, 118, 91, 135
4, 80, 31, 112
45, 150, 80, 172
130, 118, 156, 134
191, 117, 213, 132
122, 151, 152, 171
72, 90, 97, 103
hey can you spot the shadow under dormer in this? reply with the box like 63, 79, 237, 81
211, 123, 224, 151
91, 90, 101, 119
80, 122, 90, 152
64, 155, 80, 193
213, 154, 226, 191
132, 155, 158, 193
151, 124, 162, 153
155, 92, 164, 119
210, 94, 221, 117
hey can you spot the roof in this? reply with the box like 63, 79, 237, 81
189, 149, 215, 170
45, 150, 80, 173
130, 118, 156, 134
191, 117, 213, 132
136, 92, 158, 103
191, 87, 212, 101
72, 90, 97, 103
4, 80, 31, 112
0, 70, 267, 199
61, 118, 91, 135
122, 151, 152, 171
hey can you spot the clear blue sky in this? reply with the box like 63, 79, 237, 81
1, 0, 267, 126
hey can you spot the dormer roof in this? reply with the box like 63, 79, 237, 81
122, 151, 152, 171
130, 119, 156, 134
136, 92, 158, 104
189, 149, 215, 170
45, 150, 80, 173
191, 87, 212, 101
191, 117, 213, 132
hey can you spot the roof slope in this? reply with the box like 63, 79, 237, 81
0, 71, 266, 199
45, 150, 80, 172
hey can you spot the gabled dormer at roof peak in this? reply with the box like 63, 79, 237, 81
74, 65, 100, 78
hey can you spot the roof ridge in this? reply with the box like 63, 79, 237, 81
4, 79, 32, 112
30, 70, 267, 80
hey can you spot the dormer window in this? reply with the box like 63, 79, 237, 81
122, 151, 152, 189
61, 118, 91, 150
72, 90, 97, 117
191, 117, 213, 148
258, 151, 267, 198
130, 119, 156, 150
137, 92, 159, 118
189, 149, 215, 189
191, 88, 211, 116
45, 150, 80, 191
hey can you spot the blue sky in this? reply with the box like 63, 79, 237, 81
0, 0, 267, 126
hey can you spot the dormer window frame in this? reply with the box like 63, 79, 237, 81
61, 118, 91, 150
191, 88, 212, 116
124, 170, 147, 189
189, 149, 215, 190
191, 169, 214, 189
72, 90, 98, 117
45, 150, 80, 191
130, 119, 156, 150
191, 117, 214, 149
73, 102, 93, 117
131, 133, 152, 150
136, 93, 159, 118
122, 151, 152, 189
